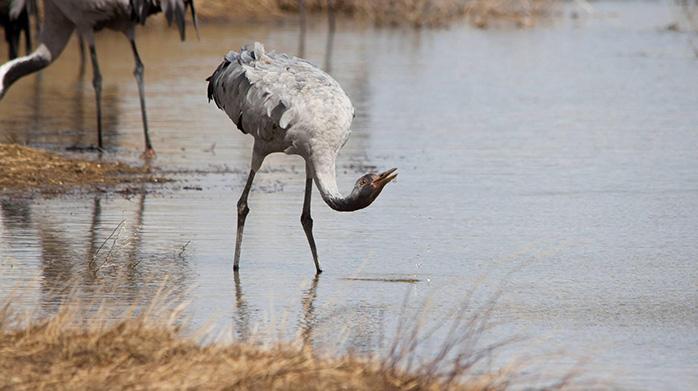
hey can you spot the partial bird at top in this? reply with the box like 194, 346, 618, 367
0, 0, 32, 60
0, 0, 198, 157
207, 42, 398, 274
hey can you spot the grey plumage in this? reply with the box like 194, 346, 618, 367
207, 42, 354, 155
207, 44, 298, 138
207, 43, 397, 274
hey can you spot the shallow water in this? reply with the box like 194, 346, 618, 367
1, 1, 698, 389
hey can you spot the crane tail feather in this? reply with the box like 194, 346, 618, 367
129, 0, 196, 40
188, 0, 200, 40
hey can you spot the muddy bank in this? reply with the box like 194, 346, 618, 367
0, 144, 163, 194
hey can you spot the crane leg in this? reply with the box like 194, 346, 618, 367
130, 39, 154, 158
234, 169, 257, 271
78, 36, 86, 76
7, 26, 19, 60
301, 169, 322, 274
22, 11, 32, 55
88, 44, 103, 150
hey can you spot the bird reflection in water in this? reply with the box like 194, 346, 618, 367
232, 273, 321, 347
0, 198, 32, 232
300, 274, 320, 348
36, 211, 77, 314
85, 195, 102, 276
38, 191, 149, 313
233, 271, 251, 342
123, 192, 147, 299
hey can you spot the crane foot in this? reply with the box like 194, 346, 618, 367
141, 148, 156, 160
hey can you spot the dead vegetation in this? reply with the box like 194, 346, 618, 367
197, 0, 557, 27
0, 144, 161, 192
0, 289, 579, 390
462, 0, 556, 29
195, 0, 284, 21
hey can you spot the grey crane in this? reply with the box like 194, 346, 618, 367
207, 43, 398, 274
0, 0, 198, 156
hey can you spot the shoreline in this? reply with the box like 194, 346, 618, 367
0, 144, 164, 195
0, 296, 576, 390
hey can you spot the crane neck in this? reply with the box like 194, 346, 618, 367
0, 45, 52, 98
0, 1, 74, 99
310, 155, 360, 212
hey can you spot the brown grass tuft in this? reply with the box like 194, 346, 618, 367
0, 305, 497, 390
197, 0, 557, 27
464, 0, 556, 29
0, 144, 161, 192
0, 289, 579, 390
195, 0, 284, 22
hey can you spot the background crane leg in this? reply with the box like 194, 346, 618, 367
88, 44, 103, 150
130, 39, 154, 157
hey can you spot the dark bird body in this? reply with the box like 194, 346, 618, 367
0, 0, 31, 60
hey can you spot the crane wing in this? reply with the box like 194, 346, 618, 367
206, 42, 311, 141
129, 0, 198, 40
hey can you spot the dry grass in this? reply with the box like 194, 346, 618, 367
0, 144, 160, 192
0, 290, 578, 390
463, 0, 556, 29
195, 0, 284, 22
197, 0, 557, 27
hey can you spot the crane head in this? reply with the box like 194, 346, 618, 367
350, 168, 398, 209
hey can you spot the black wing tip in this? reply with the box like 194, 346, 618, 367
206, 52, 238, 107
188, 0, 200, 40
206, 76, 214, 102
176, 0, 199, 42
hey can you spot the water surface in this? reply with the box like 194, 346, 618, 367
1, 2, 698, 389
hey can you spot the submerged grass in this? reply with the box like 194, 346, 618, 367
0, 287, 579, 390
196, 0, 557, 27
0, 144, 161, 192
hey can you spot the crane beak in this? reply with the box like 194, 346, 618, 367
373, 168, 398, 188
